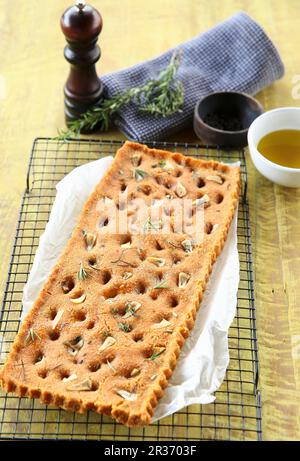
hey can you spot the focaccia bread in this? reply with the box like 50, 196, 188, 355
0, 141, 240, 426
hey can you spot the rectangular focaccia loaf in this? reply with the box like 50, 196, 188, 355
0, 141, 240, 427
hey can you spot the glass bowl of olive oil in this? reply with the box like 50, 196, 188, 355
248, 107, 300, 187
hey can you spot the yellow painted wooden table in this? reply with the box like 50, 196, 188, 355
0, 0, 299, 441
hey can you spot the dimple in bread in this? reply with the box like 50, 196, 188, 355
0, 141, 240, 427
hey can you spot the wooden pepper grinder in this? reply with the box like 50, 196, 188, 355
61, 1, 104, 127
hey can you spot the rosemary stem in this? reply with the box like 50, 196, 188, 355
55, 51, 184, 142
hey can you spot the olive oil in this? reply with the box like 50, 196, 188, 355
257, 130, 300, 168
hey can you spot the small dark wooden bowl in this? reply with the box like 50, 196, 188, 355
193, 91, 263, 148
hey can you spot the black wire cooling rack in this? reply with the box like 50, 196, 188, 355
0, 138, 261, 441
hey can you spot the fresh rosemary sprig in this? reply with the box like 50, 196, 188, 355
110, 248, 138, 268
78, 262, 89, 281
152, 160, 167, 168
56, 51, 184, 142
143, 217, 162, 233
147, 348, 166, 361
125, 306, 140, 319
118, 322, 132, 333
25, 328, 42, 344
153, 280, 169, 289
134, 168, 149, 181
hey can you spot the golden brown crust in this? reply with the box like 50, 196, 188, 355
0, 141, 240, 426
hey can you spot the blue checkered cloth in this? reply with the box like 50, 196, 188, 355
102, 12, 284, 141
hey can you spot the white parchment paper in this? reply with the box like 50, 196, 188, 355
21, 156, 239, 421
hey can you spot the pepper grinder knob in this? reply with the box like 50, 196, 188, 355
76, 1, 86, 11
60, 1, 104, 128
